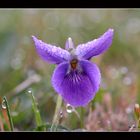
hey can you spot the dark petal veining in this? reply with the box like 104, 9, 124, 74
76, 28, 114, 60
51, 60, 101, 107
32, 36, 71, 64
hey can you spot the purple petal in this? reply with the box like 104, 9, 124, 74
51, 60, 101, 107
51, 62, 69, 94
79, 60, 101, 93
32, 36, 71, 64
76, 28, 114, 60
65, 37, 75, 51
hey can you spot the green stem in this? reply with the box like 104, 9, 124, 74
80, 107, 84, 128
50, 95, 62, 131
3, 96, 14, 131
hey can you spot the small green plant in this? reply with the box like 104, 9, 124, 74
28, 90, 45, 131
2, 96, 14, 131
134, 103, 140, 130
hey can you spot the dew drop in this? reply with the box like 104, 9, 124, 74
28, 90, 32, 93
27, 88, 33, 94
66, 104, 73, 113
1, 100, 6, 109
59, 110, 63, 118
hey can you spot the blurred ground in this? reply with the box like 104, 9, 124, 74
0, 9, 140, 131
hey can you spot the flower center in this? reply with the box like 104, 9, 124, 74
70, 59, 78, 70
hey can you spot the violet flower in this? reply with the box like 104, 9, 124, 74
32, 28, 114, 107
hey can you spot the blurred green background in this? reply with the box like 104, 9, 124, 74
0, 9, 140, 131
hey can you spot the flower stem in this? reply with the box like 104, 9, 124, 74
50, 95, 62, 131
3, 96, 14, 131
80, 107, 84, 128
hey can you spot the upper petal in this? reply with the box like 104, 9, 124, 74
76, 28, 114, 60
32, 36, 71, 64
51, 60, 101, 107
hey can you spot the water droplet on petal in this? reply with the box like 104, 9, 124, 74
66, 104, 73, 113
94, 39, 97, 42
2, 100, 6, 109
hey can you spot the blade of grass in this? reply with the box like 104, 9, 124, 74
79, 107, 84, 128
29, 91, 45, 131
0, 114, 4, 131
50, 95, 62, 132
2, 96, 14, 131
1, 108, 10, 131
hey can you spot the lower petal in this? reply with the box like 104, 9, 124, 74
51, 60, 101, 107
51, 62, 69, 95
79, 60, 101, 93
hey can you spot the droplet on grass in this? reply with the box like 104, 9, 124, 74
27, 88, 33, 94
2, 99, 6, 109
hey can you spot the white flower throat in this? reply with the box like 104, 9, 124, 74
66, 37, 81, 71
